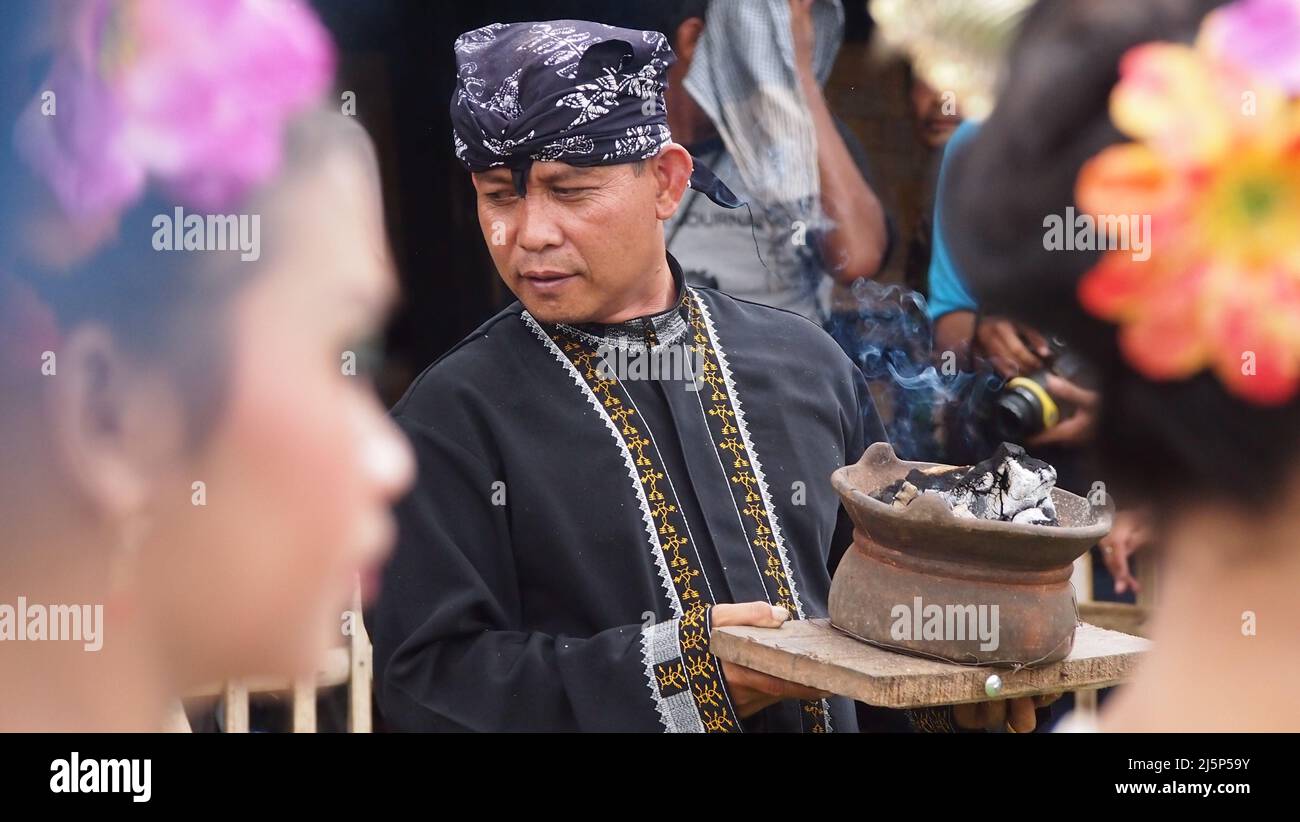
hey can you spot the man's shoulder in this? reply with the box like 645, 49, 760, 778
692, 286, 854, 368
391, 302, 529, 422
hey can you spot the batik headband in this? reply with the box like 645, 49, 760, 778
450, 20, 741, 209
1076, 0, 1300, 405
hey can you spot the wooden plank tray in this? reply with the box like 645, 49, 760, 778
711, 619, 1150, 709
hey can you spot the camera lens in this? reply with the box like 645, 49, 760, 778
993, 387, 1044, 442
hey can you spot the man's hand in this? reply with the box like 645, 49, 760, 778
1099, 507, 1154, 595
786, 0, 888, 283
974, 318, 1101, 448
713, 601, 831, 719
974, 315, 1051, 378
953, 693, 1061, 732
1025, 373, 1100, 448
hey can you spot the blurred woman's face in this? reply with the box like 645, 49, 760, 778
137, 146, 414, 683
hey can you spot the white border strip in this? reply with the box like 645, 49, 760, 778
522, 312, 682, 618
523, 312, 698, 732
690, 291, 835, 732
690, 291, 806, 618
639, 617, 706, 733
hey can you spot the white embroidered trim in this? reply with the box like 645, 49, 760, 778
523, 312, 693, 731
639, 617, 705, 733
521, 312, 682, 620
554, 316, 690, 352
689, 290, 834, 732
689, 290, 806, 615
618, 382, 723, 604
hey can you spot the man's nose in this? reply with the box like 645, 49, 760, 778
515, 193, 563, 252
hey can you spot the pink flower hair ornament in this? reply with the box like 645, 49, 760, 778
1076, 0, 1300, 406
12, 0, 335, 221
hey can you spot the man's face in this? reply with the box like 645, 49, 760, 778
911, 78, 961, 150
472, 160, 666, 325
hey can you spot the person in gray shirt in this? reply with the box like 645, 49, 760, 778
630, 0, 890, 323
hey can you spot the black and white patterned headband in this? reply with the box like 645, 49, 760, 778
450, 20, 741, 209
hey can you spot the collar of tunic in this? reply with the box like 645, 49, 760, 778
559, 254, 690, 350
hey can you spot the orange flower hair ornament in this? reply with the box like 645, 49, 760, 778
1076, 0, 1300, 405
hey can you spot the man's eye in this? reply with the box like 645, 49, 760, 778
485, 191, 516, 204
553, 187, 589, 198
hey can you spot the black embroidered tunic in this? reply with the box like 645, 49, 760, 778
371, 255, 889, 732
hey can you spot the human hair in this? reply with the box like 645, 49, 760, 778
943, 0, 1300, 511
602, 0, 710, 48
3, 108, 382, 447
1, 0, 355, 447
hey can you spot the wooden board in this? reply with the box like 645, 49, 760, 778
1078, 601, 1150, 638
711, 619, 1150, 709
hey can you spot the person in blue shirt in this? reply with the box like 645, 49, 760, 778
927, 122, 1149, 602
929, 120, 1062, 382
927, 120, 982, 324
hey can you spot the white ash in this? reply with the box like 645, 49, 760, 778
875, 443, 1059, 526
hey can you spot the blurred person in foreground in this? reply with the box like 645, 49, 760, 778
371, 18, 1044, 733
947, 0, 1300, 730
0, 0, 413, 731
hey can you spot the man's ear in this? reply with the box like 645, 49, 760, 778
674, 17, 705, 64
46, 325, 183, 521
652, 142, 694, 221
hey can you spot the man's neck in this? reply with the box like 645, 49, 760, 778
593, 256, 677, 325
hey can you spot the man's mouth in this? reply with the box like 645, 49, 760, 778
520, 270, 578, 292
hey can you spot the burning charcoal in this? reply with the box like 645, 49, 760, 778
887, 481, 918, 509
872, 443, 1059, 525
